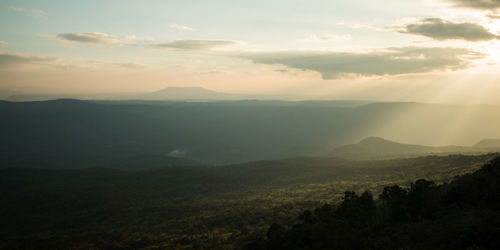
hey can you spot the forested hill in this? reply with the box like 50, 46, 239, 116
247, 157, 500, 250
329, 136, 500, 160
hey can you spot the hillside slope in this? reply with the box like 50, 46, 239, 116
0, 154, 497, 249
330, 137, 500, 160
249, 156, 500, 250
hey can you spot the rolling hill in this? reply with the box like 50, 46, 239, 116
329, 137, 500, 160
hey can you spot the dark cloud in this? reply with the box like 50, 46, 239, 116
57, 32, 118, 44
0, 52, 59, 66
55, 32, 136, 45
401, 18, 498, 41
147, 40, 236, 50
274, 69, 290, 73
234, 47, 483, 79
445, 0, 500, 10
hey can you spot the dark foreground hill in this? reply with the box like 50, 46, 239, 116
0, 154, 497, 249
248, 157, 500, 250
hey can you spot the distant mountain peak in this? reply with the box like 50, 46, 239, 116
139, 86, 239, 100
159, 86, 209, 90
357, 137, 400, 146
167, 86, 203, 88
154, 86, 218, 93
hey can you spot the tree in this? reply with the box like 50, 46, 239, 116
380, 185, 408, 223
336, 191, 376, 226
408, 179, 440, 221
266, 223, 285, 250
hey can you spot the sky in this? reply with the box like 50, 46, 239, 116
1, 0, 500, 103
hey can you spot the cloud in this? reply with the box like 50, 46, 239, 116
274, 69, 289, 73
8, 6, 25, 12
322, 34, 353, 41
302, 34, 352, 42
487, 14, 500, 19
54, 32, 139, 46
115, 62, 147, 69
30, 9, 46, 18
445, 0, 500, 10
198, 69, 226, 74
170, 23, 194, 31
0, 41, 7, 45
0, 52, 60, 67
87, 60, 147, 69
400, 18, 498, 41
335, 20, 386, 31
147, 40, 237, 50
8, 6, 45, 17
233, 47, 483, 79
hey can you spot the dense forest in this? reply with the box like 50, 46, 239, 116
0, 154, 497, 249
247, 156, 500, 250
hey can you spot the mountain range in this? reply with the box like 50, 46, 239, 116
134, 86, 254, 100
1, 99, 500, 168
2, 87, 264, 102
